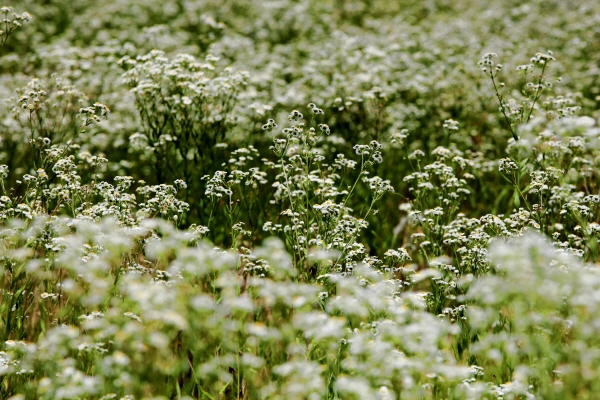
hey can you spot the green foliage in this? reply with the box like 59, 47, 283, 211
1, 0, 600, 399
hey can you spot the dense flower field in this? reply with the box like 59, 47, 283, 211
1, 0, 600, 398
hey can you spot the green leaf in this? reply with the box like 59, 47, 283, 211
513, 189, 521, 209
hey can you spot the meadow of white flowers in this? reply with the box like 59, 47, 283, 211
1, 0, 600, 398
